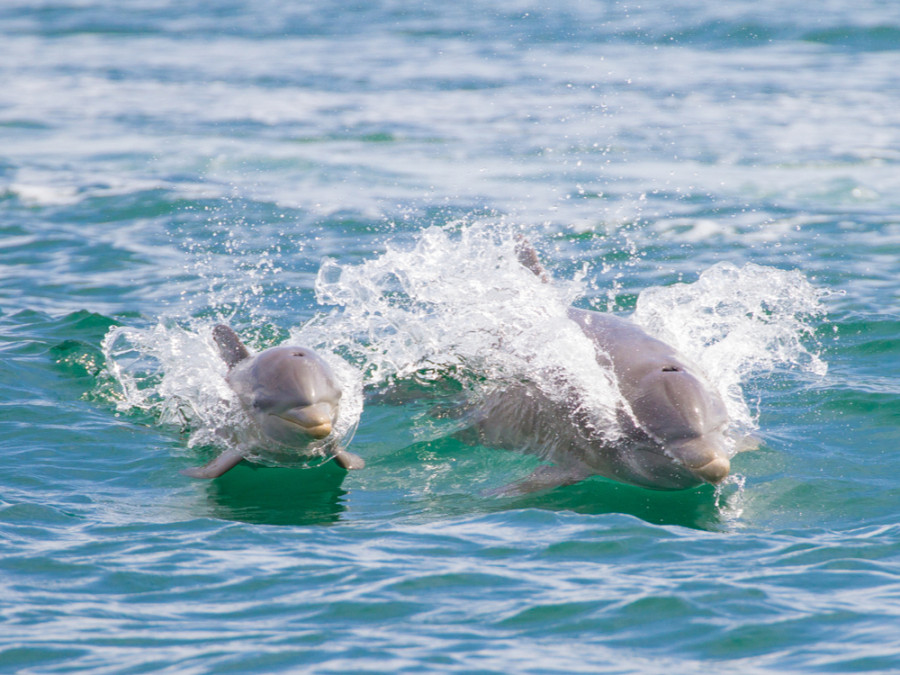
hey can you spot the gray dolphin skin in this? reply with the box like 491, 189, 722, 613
470, 242, 732, 493
181, 325, 364, 479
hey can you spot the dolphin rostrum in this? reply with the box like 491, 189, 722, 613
468, 241, 732, 493
181, 324, 364, 479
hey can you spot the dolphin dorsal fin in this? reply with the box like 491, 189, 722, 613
212, 324, 251, 369
514, 237, 550, 283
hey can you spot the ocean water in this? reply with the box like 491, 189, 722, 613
2, 1, 899, 673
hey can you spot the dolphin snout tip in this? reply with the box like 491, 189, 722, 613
668, 437, 731, 485
691, 455, 730, 484
273, 402, 336, 440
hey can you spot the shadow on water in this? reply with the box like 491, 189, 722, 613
375, 439, 735, 532
399, 479, 732, 532
199, 460, 350, 526
498, 479, 730, 532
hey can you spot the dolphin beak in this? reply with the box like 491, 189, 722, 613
690, 455, 730, 484
668, 437, 731, 485
276, 403, 335, 439
302, 421, 333, 439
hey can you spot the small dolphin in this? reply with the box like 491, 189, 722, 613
181, 325, 364, 479
470, 242, 732, 493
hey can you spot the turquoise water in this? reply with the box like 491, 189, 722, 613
3, 1, 900, 672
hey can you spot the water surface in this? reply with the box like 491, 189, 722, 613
2, 1, 899, 673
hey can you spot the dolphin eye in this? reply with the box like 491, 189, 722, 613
661, 366, 681, 372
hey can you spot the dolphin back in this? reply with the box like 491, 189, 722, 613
212, 324, 251, 369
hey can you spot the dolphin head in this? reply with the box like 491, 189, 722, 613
626, 363, 731, 488
236, 346, 342, 447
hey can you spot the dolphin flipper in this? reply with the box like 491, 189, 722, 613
333, 449, 366, 470
734, 434, 761, 454
212, 324, 251, 369
486, 463, 590, 497
181, 449, 245, 479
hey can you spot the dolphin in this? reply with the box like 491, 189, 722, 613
467, 241, 732, 493
181, 324, 364, 479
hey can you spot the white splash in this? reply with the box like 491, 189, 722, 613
307, 222, 828, 452
307, 222, 627, 443
632, 261, 828, 435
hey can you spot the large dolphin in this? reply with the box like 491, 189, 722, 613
181, 325, 364, 479
467, 242, 732, 493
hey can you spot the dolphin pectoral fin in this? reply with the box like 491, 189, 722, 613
180, 449, 245, 479
333, 449, 365, 470
734, 434, 761, 454
212, 324, 251, 369
486, 463, 588, 497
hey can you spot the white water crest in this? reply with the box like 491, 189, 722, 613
101, 321, 363, 467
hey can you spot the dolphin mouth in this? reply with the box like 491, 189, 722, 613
689, 455, 730, 484
295, 421, 333, 439
667, 437, 731, 485
275, 403, 336, 439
